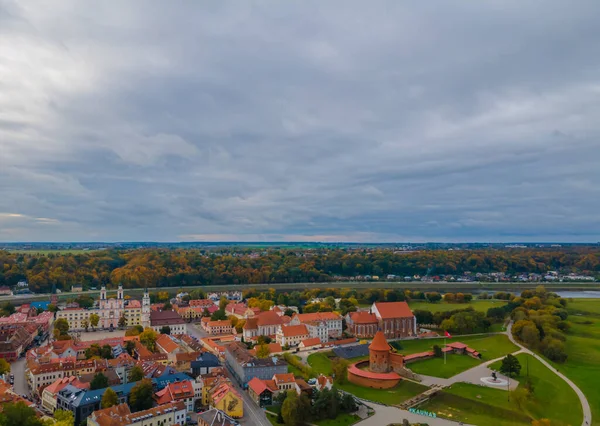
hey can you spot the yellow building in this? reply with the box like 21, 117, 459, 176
210, 381, 243, 419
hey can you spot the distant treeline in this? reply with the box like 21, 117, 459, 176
1, 247, 599, 293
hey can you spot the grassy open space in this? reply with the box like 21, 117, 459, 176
567, 298, 600, 315
307, 352, 334, 376
313, 414, 361, 426
408, 299, 508, 313
554, 300, 600, 426
488, 354, 582, 426
407, 354, 481, 378
394, 333, 519, 361
420, 385, 532, 426
338, 380, 428, 406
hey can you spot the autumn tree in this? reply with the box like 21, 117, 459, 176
82, 319, 89, 332
129, 365, 144, 382
139, 328, 158, 352
89, 313, 100, 330
90, 372, 109, 390
101, 388, 118, 409
129, 379, 154, 412
53, 318, 69, 338
126, 325, 143, 336
118, 314, 126, 329
256, 344, 270, 359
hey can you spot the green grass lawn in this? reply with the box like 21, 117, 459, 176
488, 354, 582, 426
394, 334, 518, 361
313, 414, 361, 426
408, 299, 507, 313
419, 385, 532, 426
558, 301, 600, 426
307, 352, 334, 376
338, 380, 428, 406
566, 298, 600, 315
407, 354, 481, 378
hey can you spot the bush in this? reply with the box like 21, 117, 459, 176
283, 353, 314, 379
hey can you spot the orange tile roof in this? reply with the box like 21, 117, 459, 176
273, 373, 295, 385
256, 310, 283, 326
369, 331, 390, 352
247, 377, 269, 395
373, 301, 413, 319
280, 324, 309, 338
156, 334, 180, 353
155, 380, 194, 405
349, 311, 378, 324
300, 337, 321, 347
293, 312, 341, 323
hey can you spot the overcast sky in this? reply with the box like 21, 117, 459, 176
1, 1, 600, 243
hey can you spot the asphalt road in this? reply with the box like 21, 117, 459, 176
11, 357, 29, 396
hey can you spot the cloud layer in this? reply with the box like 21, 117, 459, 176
1, 0, 600, 242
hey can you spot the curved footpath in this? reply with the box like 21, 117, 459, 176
507, 322, 592, 426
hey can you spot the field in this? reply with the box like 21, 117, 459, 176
394, 334, 519, 361
408, 299, 508, 313
567, 298, 600, 315
338, 380, 428, 406
487, 354, 583, 426
407, 354, 481, 378
553, 300, 600, 426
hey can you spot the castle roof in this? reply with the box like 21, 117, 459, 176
369, 330, 390, 352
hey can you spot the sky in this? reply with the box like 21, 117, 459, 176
1, 1, 600, 243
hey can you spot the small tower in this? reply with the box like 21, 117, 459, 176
369, 330, 391, 373
141, 288, 151, 328
100, 285, 107, 301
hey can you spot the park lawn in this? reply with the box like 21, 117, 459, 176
394, 334, 518, 361
266, 412, 279, 426
287, 363, 304, 377
566, 298, 600, 315
313, 414, 361, 426
559, 302, 600, 426
307, 352, 334, 376
408, 299, 507, 313
420, 385, 532, 426
407, 354, 481, 378
338, 380, 428, 406
489, 354, 582, 426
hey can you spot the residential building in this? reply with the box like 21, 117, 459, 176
155, 380, 200, 412
0, 325, 35, 361
41, 376, 89, 413
247, 373, 311, 407
190, 352, 221, 377
276, 324, 309, 347
88, 402, 187, 426
209, 380, 243, 418
205, 320, 234, 336
224, 342, 287, 386
150, 311, 187, 334
56, 373, 191, 425
156, 334, 183, 362
242, 311, 284, 340
289, 312, 343, 342
298, 338, 321, 351
248, 343, 283, 357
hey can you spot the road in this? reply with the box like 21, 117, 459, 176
506, 322, 592, 426
186, 322, 270, 426
357, 400, 472, 426
3, 280, 599, 304
10, 357, 29, 396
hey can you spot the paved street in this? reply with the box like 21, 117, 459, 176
357, 400, 472, 426
10, 358, 29, 396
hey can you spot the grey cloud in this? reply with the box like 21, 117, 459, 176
1, 0, 600, 242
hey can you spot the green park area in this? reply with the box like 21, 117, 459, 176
407, 354, 480, 378
421, 353, 582, 426
306, 352, 428, 405
552, 300, 600, 425
397, 333, 519, 360
408, 299, 508, 313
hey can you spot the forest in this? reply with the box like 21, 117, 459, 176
1, 247, 599, 293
